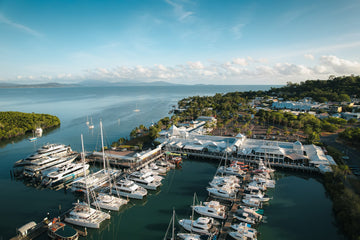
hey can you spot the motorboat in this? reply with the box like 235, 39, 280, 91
234, 212, 257, 224
112, 179, 147, 199
209, 176, 240, 189
41, 163, 89, 187
178, 217, 218, 235
192, 201, 226, 220
148, 163, 167, 175
177, 233, 213, 240
128, 171, 162, 190
244, 192, 270, 202
217, 165, 245, 177
206, 185, 237, 199
228, 228, 257, 240
242, 198, 262, 208
22, 153, 78, 179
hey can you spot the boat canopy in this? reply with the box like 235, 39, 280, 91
17, 221, 36, 236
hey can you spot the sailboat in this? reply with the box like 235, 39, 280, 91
64, 134, 110, 228
133, 103, 140, 112
91, 120, 129, 211
88, 117, 94, 129
28, 130, 37, 142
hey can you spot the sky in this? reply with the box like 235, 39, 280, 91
0, 0, 360, 85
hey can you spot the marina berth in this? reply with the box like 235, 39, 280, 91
111, 179, 148, 199
178, 217, 218, 235
41, 163, 89, 187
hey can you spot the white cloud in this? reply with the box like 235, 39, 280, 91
187, 61, 204, 69
6, 55, 360, 85
0, 13, 42, 38
319, 55, 360, 74
232, 58, 248, 66
304, 54, 314, 60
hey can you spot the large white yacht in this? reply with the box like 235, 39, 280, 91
111, 179, 147, 199
206, 185, 237, 199
41, 163, 89, 188
71, 168, 121, 193
178, 217, 218, 235
14, 143, 73, 168
91, 193, 129, 211
22, 153, 78, 179
128, 171, 162, 190
192, 201, 226, 220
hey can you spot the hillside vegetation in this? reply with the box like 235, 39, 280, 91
0, 111, 60, 140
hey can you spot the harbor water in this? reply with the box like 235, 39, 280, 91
0, 85, 343, 239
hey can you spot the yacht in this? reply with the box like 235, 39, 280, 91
244, 192, 270, 202
14, 143, 73, 168
192, 201, 226, 220
92, 192, 129, 211
177, 233, 213, 240
228, 228, 257, 240
71, 169, 121, 193
112, 179, 147, 199
242, 198, 262, 208
217, 165, 245, 177
148, 163, 167, 175
65, 201, 110, 229
128, 171, 162, 190
22, 153, 78, 179
236, 206, 263, 220
209, 175, 240, 189
178, 217, 218, 235
41, 163, 89, 188
206, 185, 237, 199
234, 212, 257, 224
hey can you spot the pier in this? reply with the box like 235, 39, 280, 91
168, 149, 320, 173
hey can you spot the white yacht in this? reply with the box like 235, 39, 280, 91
192, 201, 226, 220
128, 171, 162, 190
244, 192, 270, 202
217, 165, 245, 177
242, 198, 262, 208
229, 228, 257, 240
65, 201, 110, 229
234, 212, 257, 224
41, 163, 89, 187
112, 179, 147, 199
22, 153, 78, 178
148, 163, 167, 175
14, 143, 72, 168
71, 169, 121, 193
92, 193, 129, 211
209, 175, 240, 189
178, 217, 218, 235
206, 185, 237, 199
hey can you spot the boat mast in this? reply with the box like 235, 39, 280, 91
171, 208, 175, 240
100, 120, 106, 171
81, 134, 91, 211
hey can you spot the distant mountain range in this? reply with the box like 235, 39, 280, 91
0, 80, 184, 88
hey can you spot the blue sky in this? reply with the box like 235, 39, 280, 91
1, 0, 360, 85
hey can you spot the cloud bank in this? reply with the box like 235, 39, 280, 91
10, 55, 360, 85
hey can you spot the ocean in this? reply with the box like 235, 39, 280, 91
0, 85, 343, 239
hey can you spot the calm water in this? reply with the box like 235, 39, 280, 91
0, 85, 343, 239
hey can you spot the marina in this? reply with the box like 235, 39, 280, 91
0, 86, 344, 240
